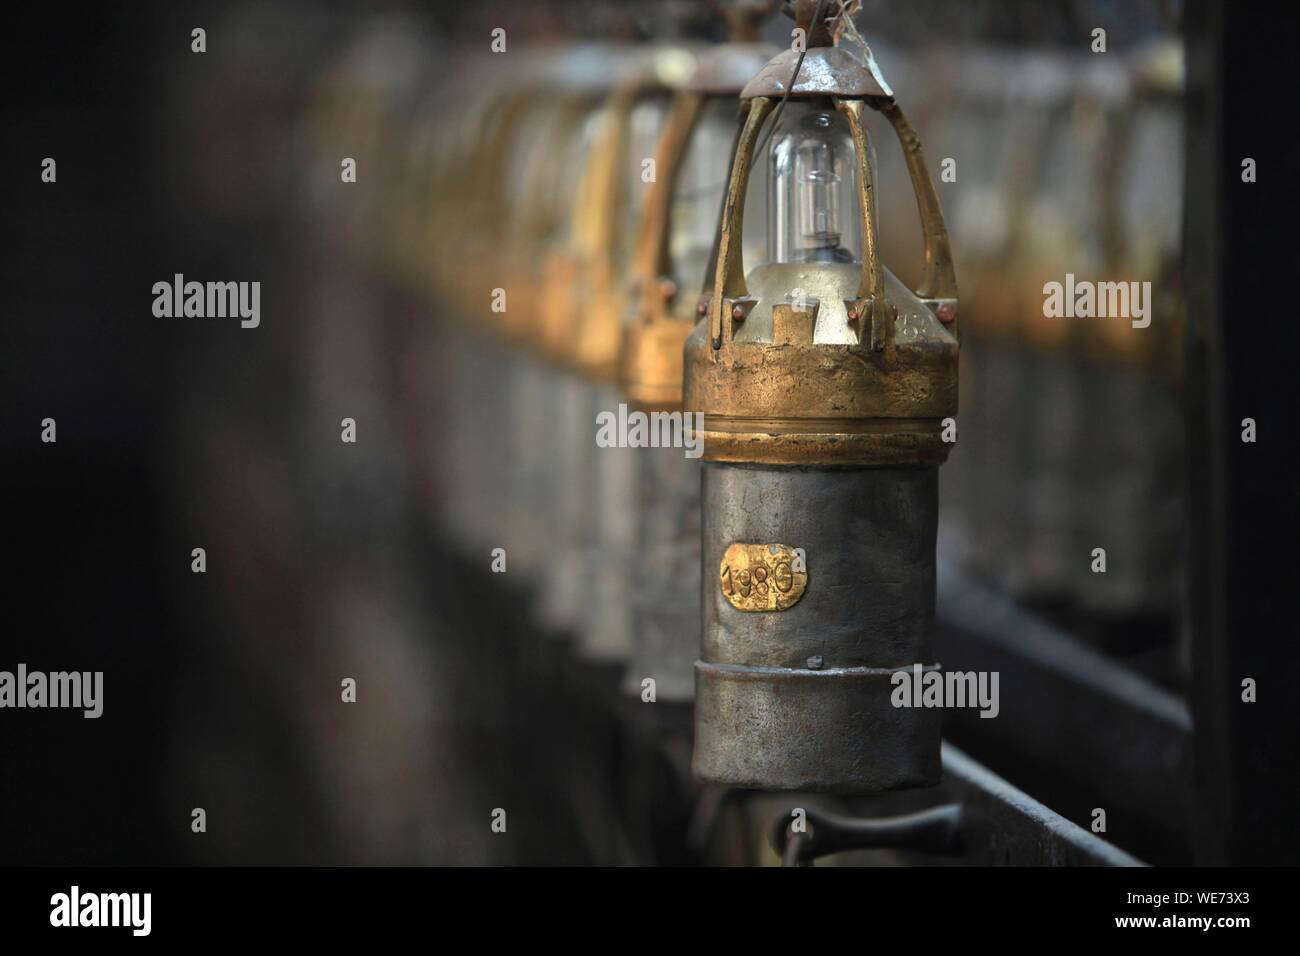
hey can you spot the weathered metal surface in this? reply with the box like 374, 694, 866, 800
940, 744, 1144, 866
703, 465, 938, 667
740, 47, 893, 101
693, 463, 941, 792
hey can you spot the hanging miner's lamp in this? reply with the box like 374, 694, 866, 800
620, 3, 776, 702
684, 0, 960, 792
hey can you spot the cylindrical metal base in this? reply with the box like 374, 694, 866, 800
693, 661, 941, 792
694, 462, 942, 792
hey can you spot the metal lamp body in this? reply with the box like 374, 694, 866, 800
685, 16, 960, 793
696, 461, 942, 791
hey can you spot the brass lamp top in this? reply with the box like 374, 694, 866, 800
683, 4, 960, 468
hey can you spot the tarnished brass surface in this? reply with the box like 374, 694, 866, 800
693, 661, 942, 792
719, 542, 808, 612
879, 100, 959, 321
683, 87, 959, 466
698, 425, 951, 467
706, 96, 772, 347
686, 271, 959, 421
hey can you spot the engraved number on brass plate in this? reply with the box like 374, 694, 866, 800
720, 543, 807, 612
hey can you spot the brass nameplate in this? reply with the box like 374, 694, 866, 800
719, 543, 807, 612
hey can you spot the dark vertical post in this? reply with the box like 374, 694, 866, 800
1184, 0, 1300, 864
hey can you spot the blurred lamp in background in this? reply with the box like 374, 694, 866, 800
619, 1, 776, 703
534, 42, 698, 665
